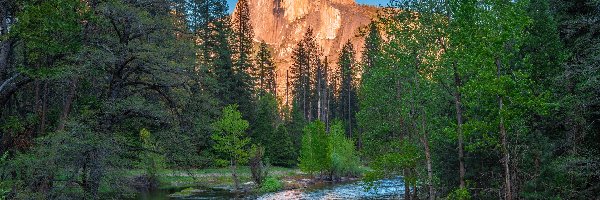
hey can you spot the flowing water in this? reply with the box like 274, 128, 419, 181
139, 177, 406, 200
257, 177, 406, 200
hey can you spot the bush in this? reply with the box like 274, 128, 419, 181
299, 121, 330, 174
258, 177, 283, 193
447, 187, 471, 200
328, 121, 361, 179
139, 128, 166, 189
299, 120, 361, 179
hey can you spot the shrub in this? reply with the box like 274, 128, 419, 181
299, 120, 361, 179
447, 187, 471, 200
139, 128, 166, 189
328, 121, 361, 179
299, 121, 330, 174
258, 177, 283, 193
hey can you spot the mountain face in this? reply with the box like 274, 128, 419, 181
234, 0, 378, 98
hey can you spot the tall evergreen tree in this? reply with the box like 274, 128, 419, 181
361, 21, 382, 74
232, 0, 255, 74
290, 28, 322, 122
231, 0, 256, 119
255, 41, 277, 95
338, 41, 358, 139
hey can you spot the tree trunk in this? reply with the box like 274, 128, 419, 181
39, 82, 49, 135
286, 70, 290, 107
412, 179, 418, 200
57, 78, 78, 131
34, 81, 41, 136
404, 168, 412, 200
0, 5, 13, 79
453, 62, 466, 188
496, 58, 512, 200
0, 39, 13, 79
231, 159, 240, 191
421, 115, 435, 200
348, 81, 352, 139
317, 66, 322, 121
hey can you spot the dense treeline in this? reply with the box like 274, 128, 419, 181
0, 0, 295, 198
359, 0, 599, 199
0, 0, 598, 199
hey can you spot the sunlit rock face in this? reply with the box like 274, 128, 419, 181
234, 0, 378, 100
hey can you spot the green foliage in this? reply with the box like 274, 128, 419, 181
338, 41, 359, 138
255, 42, 277, 94
138, 128, 165, 187
252, 93, 291, 166
447, 187, 471, 200
365, 141, 421, 181
258, 177, 283, 193
0, 152, 9, 200
357, 48, 403, 159
299, 121, 331, 174
253, 94, 295, 167
269, 125, 296, 167
13, 0, 87, 78
328, 121, 361, 178
288, 102, 307, 155
299, 121, 361, 178
212, 104, 251, 164
0, 115, 26, 135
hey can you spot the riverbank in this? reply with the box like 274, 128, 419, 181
130, 167, 369, 199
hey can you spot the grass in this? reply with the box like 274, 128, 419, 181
128, 166, 301, 190
258, 177, 283, 193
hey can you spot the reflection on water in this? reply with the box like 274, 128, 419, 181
137, 187, 242, 200
258, 177, 405, 200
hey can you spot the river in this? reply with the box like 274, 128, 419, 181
139, 177, 406, 199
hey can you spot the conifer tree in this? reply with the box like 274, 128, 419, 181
290, 28, 322, 122
338, 41, 358, 139
232, 0, 255, 74
256, 41, 277, 95
231, 0, 256, 119
191, 0, 235, 104
361, 21, 382, 74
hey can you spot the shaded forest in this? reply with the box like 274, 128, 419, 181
0, 0, 598, 199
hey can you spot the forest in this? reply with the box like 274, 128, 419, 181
0, 0, 598, 199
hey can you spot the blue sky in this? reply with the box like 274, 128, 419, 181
227, 0, 389, 13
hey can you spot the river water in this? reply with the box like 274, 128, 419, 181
140, 177, 406, 199
258, 177, 406, 200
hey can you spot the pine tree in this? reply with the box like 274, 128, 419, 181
338, 41, 358, 139
361, 21, 382, 74
231, 0, 256, 119
232, 0, 255, 74
315, 58, 328, 123
256, 41, 277, 95
270, 125, 296, 167
290, 28, 322, 122
252, 92, 279, 154
191, 0, 235, 105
